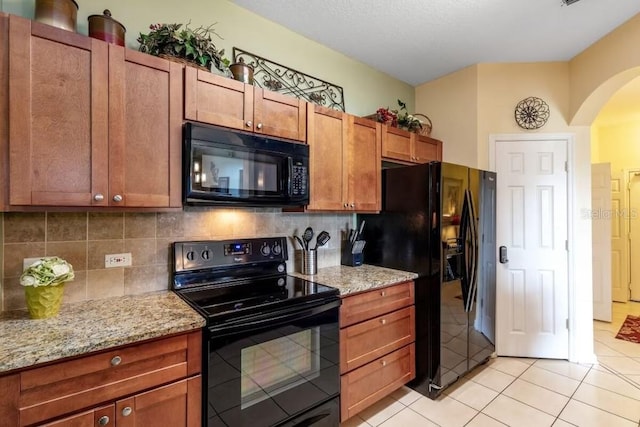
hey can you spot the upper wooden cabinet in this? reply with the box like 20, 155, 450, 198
7, 15, 182, 208
184, 67, 307, 142
306, 105, 381, 212
381, 125, 442, 164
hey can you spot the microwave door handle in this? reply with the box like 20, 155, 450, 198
287, 157, 293, 196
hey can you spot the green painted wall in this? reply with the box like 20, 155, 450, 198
3, 0, 414, 116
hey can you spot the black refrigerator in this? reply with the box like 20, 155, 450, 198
359, 162, 496, 399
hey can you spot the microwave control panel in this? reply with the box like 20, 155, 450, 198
291, 165, 308, 196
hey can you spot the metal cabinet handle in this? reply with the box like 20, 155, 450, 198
110, 355, 122, 366
121, 407, 132, 417
343, 203, 348, 208
380, 318, 386, 325
246, 121, 252, 127
256, 123, 263, 130
94, 194, 104, 202
380, 291, 386, 297
350, 203, 355, 208
112, 194, 123, 203
381, 360, 387, 367
98, 416, 110, 426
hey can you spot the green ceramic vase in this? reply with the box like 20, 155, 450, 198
24, 283, 65, 319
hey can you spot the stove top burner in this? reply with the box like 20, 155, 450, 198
179, 274, 337, 318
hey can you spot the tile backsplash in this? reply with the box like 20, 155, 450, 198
0, 210, 351, 312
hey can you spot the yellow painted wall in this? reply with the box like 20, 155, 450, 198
476, 62, 571, 169
592, 120, 640, 172
415, 65, 478, 167
2, 0, 414, 116
570, 13, 640, 125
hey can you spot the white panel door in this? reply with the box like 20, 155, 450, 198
591, 163, 612, 322
629, 171, 640, 301
611, 170, 628, 302
495, 138, 569, 358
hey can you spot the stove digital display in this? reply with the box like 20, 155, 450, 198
224, 242, 251, 256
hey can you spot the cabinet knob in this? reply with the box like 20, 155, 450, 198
121, 407, 132, 417
98, 416, 110, 426
246, 121, 252, 127
343, 203, 348, 208
380, 318, 387, 325
112, 194, 123, 203
380, 291, 386, 297
110, 355, 122, 366
381, 360, 387, 367
256, 122, 263, 130
94, 194, 104, 202
350, 203, 355, 208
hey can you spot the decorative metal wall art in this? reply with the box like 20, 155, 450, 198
514, 97, 550, 130
233, 48, 345, 111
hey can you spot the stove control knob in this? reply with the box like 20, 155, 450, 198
201, 249, 211, 260
272, 242, 282, 256
260, 243, 271, 256
186, 251, 195, 261
277, 263, 285, 273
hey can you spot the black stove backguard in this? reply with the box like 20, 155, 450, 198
171, 237, 341, 427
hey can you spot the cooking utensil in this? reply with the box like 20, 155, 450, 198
302, 227, 314, 250
314, 231, 331, 249
357, 220, 366, 240
293, 235, 305, 249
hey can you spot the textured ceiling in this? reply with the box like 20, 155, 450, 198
232, 0, 640, 86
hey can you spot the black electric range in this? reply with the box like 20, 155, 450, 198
172, 237, 341, 427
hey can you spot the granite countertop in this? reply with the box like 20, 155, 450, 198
0, 291, 205, 374
291, 264, 418, 296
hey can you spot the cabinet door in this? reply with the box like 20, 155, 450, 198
184, 67, 253, 131
115, 377, 201, 427
414, 135, 443, 163
254, 87, 306, 141
0, 13, 8, 211
41, 406, 114, 427
349, 117, 381, 212
307, 105, 348, 211
109, 47, 182, 208
381, 126, 412, 163
8, 15, 109, 207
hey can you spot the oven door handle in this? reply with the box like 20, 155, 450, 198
209, 298, 341, 337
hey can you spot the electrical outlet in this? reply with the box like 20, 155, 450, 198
105, 253, 132, 268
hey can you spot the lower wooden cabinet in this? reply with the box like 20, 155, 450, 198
341, 344, 415, 421
0, 330, 202, 427
339, 281, 416, 422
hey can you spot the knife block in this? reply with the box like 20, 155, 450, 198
341, 240, 364, 267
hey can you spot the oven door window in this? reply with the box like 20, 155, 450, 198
207, 306, 339, 427
191, 143, 285, 198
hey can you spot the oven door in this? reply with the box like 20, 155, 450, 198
205, 299, 341, 427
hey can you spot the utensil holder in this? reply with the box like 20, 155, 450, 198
302, 249, 317, 275
341, 240, 365, 267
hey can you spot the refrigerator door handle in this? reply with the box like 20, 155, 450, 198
458, 189, 471, 309
465, 189, 479, 313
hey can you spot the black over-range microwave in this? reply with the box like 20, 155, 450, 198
183, 122, 309, 207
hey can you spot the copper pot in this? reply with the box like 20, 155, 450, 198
230, 59, 254, 85
34, 0, 79, 32
88, 9, 126, 46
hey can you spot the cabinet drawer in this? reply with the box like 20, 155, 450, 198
340, 281, 414, 327
340, 306, 415, 373
18, 331, 201, 427
340, 343, 415, 422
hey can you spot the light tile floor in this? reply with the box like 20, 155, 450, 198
341, 301, 640, 427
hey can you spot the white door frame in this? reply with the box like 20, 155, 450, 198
489, 133, 580, 362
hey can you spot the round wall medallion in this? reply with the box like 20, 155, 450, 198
514, 97, 550, 129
